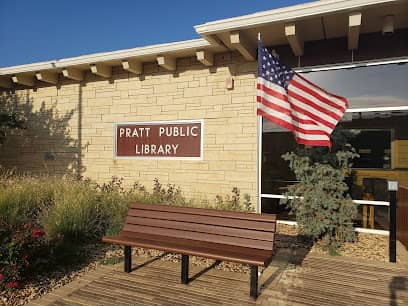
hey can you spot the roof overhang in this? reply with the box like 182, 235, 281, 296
195, 0, 408, 55
0, 39, 219, 75
1, 0, 407, 88
195, 0, 401, 34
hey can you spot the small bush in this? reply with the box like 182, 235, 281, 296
214, 188, 254, 212
44, 179, 113, 241
150, 178, 190, 206
281, 149, 358, 254
0, 221, 48, 291
0, 176, 54, 226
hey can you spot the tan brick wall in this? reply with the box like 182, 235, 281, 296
0, 52, 259, 208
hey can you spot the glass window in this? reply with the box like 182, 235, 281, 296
261, 63, 408, 230
349, 129, 392, 169
302, 64, 408, 109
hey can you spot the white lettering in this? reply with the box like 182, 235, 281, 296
132, 128, 139, 137
191, 126, 198, 137
165, 144, 171, 155
134, 143, 182, 156
159, 127, 165, 136
145, 127, 151, 137
126, 128, 131, 137
119, 128, 125, 137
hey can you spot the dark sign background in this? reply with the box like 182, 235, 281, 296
115, 121, 202, 159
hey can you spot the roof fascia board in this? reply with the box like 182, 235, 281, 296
55, 38, 210, 67
194, 0, 400, 34
0, 38, 211, 76
0, 61, 57, 75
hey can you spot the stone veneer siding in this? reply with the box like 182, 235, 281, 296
0, 52, 260, 208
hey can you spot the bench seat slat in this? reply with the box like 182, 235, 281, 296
122, 223, 274, 250
128, 209, 276, 232
102, 232, 273, 266
130, 203, 277, 222
125, 216, 275, 242
119, 230, 270, 259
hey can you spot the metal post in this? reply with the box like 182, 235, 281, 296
250, 266, 258, 299
181, 254, 189, 284
388, 180, 398, 263
124, 246, 132, 272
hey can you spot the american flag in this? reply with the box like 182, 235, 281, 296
256, 40, 348, 147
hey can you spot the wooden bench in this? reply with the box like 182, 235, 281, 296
102, 203, 277, 298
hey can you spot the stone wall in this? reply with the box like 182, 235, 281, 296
0, 52, 259, 208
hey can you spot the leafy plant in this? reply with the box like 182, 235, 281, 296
281, 142, 358, 254
0, 221, 48, 291
151, 177, 189, 205
214, 188, 254, 212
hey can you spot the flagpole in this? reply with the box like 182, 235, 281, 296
257, 32, 262, 214
257, 106, 262, 214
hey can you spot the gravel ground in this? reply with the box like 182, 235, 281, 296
277, 224, 390, 262
0, 224, 397, 306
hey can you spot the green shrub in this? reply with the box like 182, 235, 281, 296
43, 180, 109, 241
0, 176, 54, 226
281, 148, 358, 254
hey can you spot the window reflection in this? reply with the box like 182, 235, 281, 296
303, 64, 408, 109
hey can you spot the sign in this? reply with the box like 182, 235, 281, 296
114, 120, 203, 160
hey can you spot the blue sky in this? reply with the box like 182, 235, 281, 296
0, 0, 311, 68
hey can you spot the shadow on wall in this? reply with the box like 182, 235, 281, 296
0, 91, 86, 177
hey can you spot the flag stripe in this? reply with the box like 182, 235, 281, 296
287, 94, 337, 129
257, 103, 330, 136
291, 76, 347, 113
288, 89, 340, 126
257, 79, 289, 103
258, 109, 331, 146
257, 97, 331, 133
295, 73, 348, 108
290, 79, 345, 117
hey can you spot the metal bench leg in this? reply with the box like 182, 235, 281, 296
181, 254, 189, 284
124, 246, 131, 273
250, 266, 258, 299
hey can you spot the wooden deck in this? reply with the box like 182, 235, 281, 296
29, 252, 408, 306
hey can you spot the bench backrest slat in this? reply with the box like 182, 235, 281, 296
129, 203, 276, 222
122, 203, 276, 251
127, 209, 275, 232
125, 216, 274, 241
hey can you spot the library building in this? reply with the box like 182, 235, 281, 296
0, 0, 407, 243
